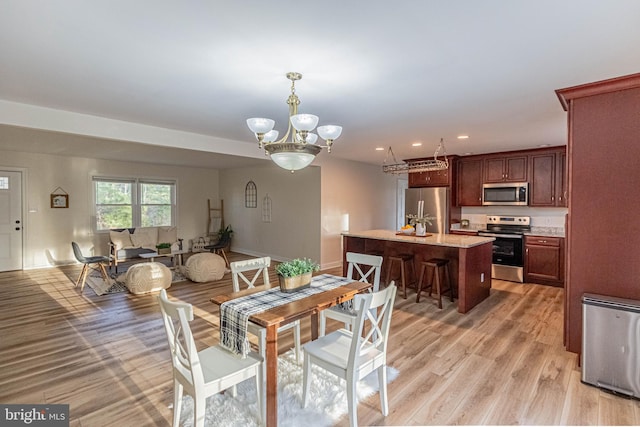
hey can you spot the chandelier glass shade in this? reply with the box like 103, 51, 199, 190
246, 72, 342, 172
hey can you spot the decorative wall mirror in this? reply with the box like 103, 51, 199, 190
245, 180, 257, 208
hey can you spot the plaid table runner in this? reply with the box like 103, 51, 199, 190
220, 273, 355, 357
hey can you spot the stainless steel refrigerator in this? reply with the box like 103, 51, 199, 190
404, 187, 450, 234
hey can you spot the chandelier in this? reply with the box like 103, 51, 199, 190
382, 138, 449, 174
246, 72, 342, 172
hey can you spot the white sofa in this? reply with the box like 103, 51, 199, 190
109, 226, 182, 272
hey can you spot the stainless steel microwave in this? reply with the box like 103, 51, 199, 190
482, 182, 528, 206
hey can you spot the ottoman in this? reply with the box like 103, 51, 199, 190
125, 262, 172, 295
182, 253, 226, 282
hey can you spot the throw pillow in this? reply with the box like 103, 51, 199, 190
158, 226, 178, 245
131, 231, 155, 250
110, 229, 133, 249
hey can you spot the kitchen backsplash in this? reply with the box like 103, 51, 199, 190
459, 206, 567, 234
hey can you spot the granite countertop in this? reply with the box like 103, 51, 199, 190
342, 229, 494, 248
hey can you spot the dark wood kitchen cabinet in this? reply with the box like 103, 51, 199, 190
407, 156, 457, 188
408, 168, 450, 187
456, 157, 483, 206
529, 148, 567, 207
484, 154, 527, 183
556, 72, 640, 354
524, 235, 564, 287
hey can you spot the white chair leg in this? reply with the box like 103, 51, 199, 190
319, 311, 327, 337
256, 365, 264, 426
379, 365, 389, 416
347, 376, 358, 427
293, 320, 301, 363
302, 351, 311, 407
172, 380, 183, 427
194, 396, 206, 427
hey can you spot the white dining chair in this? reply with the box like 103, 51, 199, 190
230, 257, 302, 421
319, 252, 383, 336
157, 289, 262, 427
302, 283, 397, 427
230, 257, 302, 361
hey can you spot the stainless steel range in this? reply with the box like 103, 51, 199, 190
478, 215, 531, 283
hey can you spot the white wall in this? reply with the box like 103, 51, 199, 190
2, 145, 399, 271
318, 156, 398, 269
0, 150, 219, 269
219, 156, 398, 270
219, 163, 321, 263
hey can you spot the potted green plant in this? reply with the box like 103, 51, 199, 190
217, 225, 233, 244
156, 242, 172, 255
275, 258, 320, 293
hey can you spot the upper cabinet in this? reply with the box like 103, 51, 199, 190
484, 154, 528, 183
529, 148, 567, 207
407, 157, 456, 188
453, 146, 566, 207
456, 157, 483, 206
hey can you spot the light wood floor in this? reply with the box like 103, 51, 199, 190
1, 252, 638, 426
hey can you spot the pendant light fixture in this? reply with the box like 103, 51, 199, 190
382, 138, 449, 174
246, 72, 342, 172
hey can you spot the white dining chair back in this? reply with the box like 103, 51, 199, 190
346, 251, 383, 291
319, 251, 383, 336
303, 283, 397, 427
158, 290, 262, 427
230, 256, 271, 292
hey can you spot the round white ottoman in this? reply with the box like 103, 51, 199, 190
183, 253, 226, 282
125, 262, 172, 295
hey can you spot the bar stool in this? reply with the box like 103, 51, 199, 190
385, 253, 416, 299
416, 258, 453, 309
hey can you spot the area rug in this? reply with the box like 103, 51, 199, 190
176, 349, 398, 427
85, 261, 187, 296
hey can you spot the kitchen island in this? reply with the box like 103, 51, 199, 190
342, 230, 495, 313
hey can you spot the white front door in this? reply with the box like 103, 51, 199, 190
0, 171, 23, 271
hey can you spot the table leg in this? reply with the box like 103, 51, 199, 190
310, 313, 319, 341
265, 325, 278, 427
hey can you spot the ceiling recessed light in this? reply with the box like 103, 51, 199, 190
375, 147, 385, 151
457, 135, 469, 140
412, 142, 422, 147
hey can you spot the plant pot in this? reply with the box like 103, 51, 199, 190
157, 247, 171, 255
278, 272, 312, 293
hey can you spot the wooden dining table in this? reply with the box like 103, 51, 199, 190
210, 276, 371, 427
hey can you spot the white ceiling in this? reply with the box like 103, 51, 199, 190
1, 1, 639, 169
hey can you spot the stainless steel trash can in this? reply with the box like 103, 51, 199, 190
582, 293, 640, 398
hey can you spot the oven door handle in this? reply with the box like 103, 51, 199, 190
478, 232, 523, 239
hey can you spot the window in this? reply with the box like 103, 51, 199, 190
94, 177, 176, 231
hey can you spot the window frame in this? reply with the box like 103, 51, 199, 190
93, 176, 177, 232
